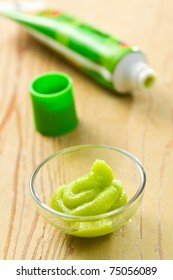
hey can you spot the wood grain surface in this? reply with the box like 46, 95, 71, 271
0, 0, 173, 260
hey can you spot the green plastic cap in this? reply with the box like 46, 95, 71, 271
29, 72, 78, 136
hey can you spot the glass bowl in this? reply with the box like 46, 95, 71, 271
30, 144, 146, 237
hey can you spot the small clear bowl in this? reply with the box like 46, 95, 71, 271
30, 145, 146, 237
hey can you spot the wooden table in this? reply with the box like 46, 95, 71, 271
0, 0, 173, 260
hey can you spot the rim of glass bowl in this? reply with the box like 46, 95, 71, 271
30, 144, 146, 221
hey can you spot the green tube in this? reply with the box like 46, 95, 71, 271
0, 1, 156, 94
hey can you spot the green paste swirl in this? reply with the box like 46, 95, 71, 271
50, 159, 127, 216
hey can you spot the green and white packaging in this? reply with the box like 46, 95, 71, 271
0, 1, 156, 94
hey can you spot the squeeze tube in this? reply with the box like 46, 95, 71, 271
0, 1, 156, 94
